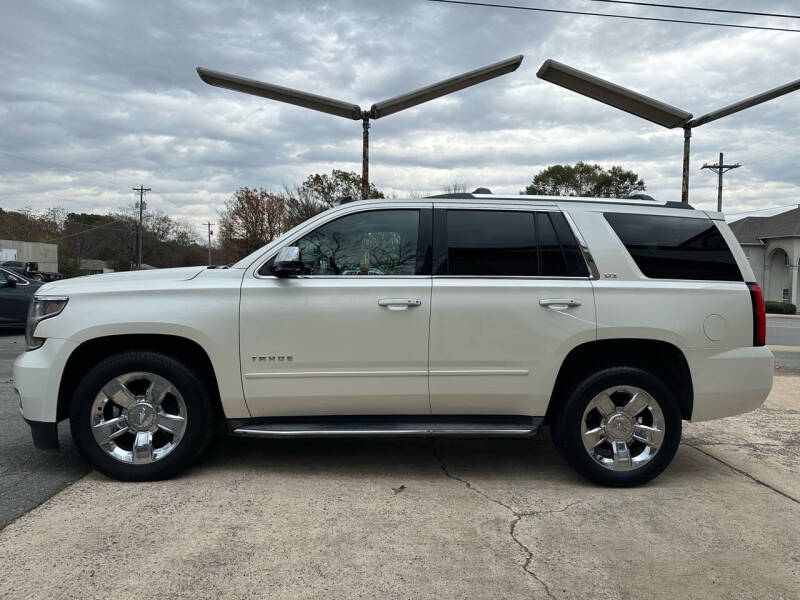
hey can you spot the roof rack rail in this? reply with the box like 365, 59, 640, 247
423, 192, 693, 210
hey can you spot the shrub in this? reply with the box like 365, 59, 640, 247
765, 301, 797, 314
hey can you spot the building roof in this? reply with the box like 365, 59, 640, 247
729, 206, 800, 245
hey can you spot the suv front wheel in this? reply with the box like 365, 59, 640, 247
552, 367, 682, 487
70, 350, 215, 481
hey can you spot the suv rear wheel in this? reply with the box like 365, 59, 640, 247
552, 367, 681, 487
69, 351, 215, 481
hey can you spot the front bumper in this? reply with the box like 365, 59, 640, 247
686, 345, 774, 421
13, 337, 78, 424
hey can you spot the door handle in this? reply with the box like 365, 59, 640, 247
378, 298, 423, 311
539, 298, 581, 310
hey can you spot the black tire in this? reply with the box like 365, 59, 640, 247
69, 350, 215, 481
552, 366, 682, 487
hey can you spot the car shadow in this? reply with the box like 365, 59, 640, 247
184, 433, 719, 490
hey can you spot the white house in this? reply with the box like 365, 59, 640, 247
730, 207, 800, 306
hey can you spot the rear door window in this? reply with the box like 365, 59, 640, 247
438, 209, 588, 277
446, 210, 537, 276
604, 213, 742, 281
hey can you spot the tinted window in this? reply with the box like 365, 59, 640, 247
295, 210, 419, 276
441, 210, 589, 277
446, 211, 537, 276
548, 212, 589, 277
604, 213, 742, 281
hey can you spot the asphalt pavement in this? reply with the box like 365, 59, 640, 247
766, 315, 800, 346
0, 333, 88, 529
767, 315, 800, 371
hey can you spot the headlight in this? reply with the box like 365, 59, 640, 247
26, 295, 68, 350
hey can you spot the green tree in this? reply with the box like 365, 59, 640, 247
297, 169, 384, 207
522, 162, 645, 198
284, 169, 384, 229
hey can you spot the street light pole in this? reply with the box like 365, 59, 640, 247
681, 126, 691, 204
197, 55, 523, 199
537, 60, 800, 204
362, 113, 370, 200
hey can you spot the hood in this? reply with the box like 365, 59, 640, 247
36, 266, 206, 295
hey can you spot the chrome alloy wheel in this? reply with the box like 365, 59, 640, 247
90, 371, 187, 464
580, 386, 665, 472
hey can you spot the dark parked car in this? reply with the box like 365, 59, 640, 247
2, 261, 62, 282
0, 267, 42, 329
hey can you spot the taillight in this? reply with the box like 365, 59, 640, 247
747, 282, 766, 347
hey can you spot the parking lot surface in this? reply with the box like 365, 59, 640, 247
0, 338, 798, 599
0, 334, 88, 529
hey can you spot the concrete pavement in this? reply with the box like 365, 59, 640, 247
0, 379, 797, 598
1, 327, 798, 599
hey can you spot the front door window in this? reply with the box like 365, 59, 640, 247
296, 210, 420, 276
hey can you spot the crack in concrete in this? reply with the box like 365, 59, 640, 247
685, 443, 799, 505
432, 441, 581, 599
682, 441, 786, 450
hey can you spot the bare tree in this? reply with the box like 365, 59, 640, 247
442, 181, 468, 194
218, 187, 286, 262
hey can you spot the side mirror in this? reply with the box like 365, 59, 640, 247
272, 246, 304, 278
5, 278, 16, 289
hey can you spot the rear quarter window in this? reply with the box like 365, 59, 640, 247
604, 213, 742, 281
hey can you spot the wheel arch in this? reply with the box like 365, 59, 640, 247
57, 334, 223, 422
546, 338, 693, 424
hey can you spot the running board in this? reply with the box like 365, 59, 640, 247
230, 416, 542, 439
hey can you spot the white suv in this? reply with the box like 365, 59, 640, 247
13, 193, 773, 486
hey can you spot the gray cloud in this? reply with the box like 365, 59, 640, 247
2, 0, 800, 236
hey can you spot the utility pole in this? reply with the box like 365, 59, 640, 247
205, 222, 214, 266
132, 185, 150, 270
701, 153, 741, 212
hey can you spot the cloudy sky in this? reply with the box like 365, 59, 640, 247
2, 0, 800, 239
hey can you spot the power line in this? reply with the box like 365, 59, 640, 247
427, 0, 800, 33
588, 0, 800, 20
43, 220, 125, 242
744, 145, 796, 167
0, 148, 126, 189
727, 204, 797, 216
